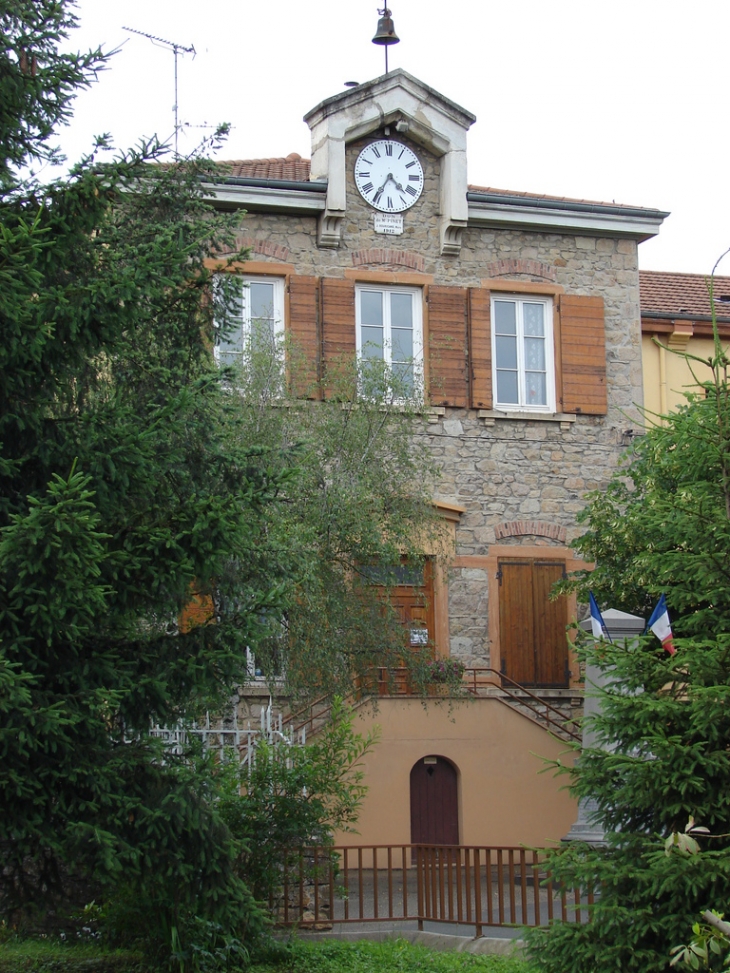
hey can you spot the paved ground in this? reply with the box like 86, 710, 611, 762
291, 925, 524, 956
329, 865, 588, 929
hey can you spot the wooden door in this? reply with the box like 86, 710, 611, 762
388, 560, 435, 655
498, 558, 568, 688
410, 756, 459, 846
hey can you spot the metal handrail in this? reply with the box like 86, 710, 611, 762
462, 667, 582, 742
279, 666, 581, 742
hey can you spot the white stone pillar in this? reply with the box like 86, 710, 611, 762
563, 608, 645, 844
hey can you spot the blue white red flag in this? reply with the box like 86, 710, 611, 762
647, 594, 676, 655
589, 592, 612, 642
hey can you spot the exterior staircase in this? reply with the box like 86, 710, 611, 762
281, 667, 582, 744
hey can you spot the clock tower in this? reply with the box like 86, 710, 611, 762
304, 69, 475, 256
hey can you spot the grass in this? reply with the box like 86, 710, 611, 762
0, 938, 149, 972
0, 935, 532, 972
250, 938, 531, 973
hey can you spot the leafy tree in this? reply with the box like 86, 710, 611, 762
562, 264, 730, 634
526, 270, 730, 973
217, 332, 444, 701
218, 699, 377, 904
0, 0, 292, 940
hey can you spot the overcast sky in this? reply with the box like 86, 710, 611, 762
56, 0, 729, 276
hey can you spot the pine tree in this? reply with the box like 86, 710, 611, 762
0, 0, 290, 931
526, 267, 730, 972
0, 3, 444, 942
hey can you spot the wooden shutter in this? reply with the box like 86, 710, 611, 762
288, 275, 320, 399
533, 561, 568, 688
468, 287, 492, 409
321, 278, 356, 399
428, 286, 469, 407
498, 560, 535, 685
559, 295, 607, 415
179, 587, 214, 633
499, 558, 568, 688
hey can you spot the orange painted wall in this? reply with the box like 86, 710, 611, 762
334, 697, 577, 850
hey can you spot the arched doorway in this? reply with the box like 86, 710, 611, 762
410, 755, 459, 845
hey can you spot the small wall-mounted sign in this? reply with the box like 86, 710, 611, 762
373, 213, 404, 235
410, 628, 429, 646
424, 756, 438, 765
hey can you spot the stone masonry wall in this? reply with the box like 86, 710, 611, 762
234, 138, 643, 670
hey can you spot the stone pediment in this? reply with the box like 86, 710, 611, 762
304, 70, 476, 254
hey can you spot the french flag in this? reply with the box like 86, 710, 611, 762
647, 594, 676, 655
589, 592, 612, 642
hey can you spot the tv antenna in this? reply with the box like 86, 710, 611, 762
123, 26, 196, 157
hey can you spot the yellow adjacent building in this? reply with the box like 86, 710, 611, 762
641, 270, 730, 419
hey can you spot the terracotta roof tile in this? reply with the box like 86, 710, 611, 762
221, 153, 311, 181
640, 270, 730, 319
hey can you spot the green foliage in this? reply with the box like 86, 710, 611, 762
526, 582, 730, 971
0, 936, 530, 973
422, 657, 466, 686
670, 912, 730, 971
0, 938, 149, 972
526, 271, 730, 972
218, 699, 377, 903
221, 333, 443, 700
248, 938, 529, 973
558, 271, 730, 636
0, 0, 291, 949
0, 1, 103, 189
1, 1, 442, 958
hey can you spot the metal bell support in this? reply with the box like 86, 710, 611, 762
372, 6, 400, 73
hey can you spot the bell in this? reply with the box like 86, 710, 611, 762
372, 8, 400, 46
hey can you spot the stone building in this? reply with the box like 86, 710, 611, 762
209, 70, 668, 849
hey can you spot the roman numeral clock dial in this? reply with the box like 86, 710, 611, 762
354, 140, 424, 213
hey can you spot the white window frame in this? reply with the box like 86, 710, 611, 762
490, 294, 555, 413
355, 284, 424, 394
214, 275, 285, 365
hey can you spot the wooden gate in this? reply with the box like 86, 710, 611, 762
498, 558, 568, 688
410, 755, 459, 846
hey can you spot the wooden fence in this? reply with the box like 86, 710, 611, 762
271, 844, 593, 936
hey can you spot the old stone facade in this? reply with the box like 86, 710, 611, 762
211, 70, 664, 686
206, 70, 668, 847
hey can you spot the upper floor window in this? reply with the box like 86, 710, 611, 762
491, 295, 555, 412
356, 285, 423, 396
215, 276, 285, 366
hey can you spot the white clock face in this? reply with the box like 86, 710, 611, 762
354, 140, 424, 213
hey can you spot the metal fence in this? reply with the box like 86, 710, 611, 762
271, 844, 593, 936
148, 698, 304, 770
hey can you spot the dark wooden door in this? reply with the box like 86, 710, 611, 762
389, 560, 435, 655
410, 756, 459, 846
498, 558, 568, 688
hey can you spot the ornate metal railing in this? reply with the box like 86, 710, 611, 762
149, 698, 304, 768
